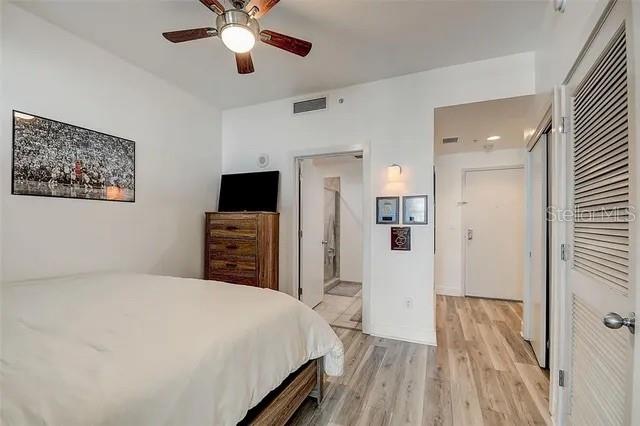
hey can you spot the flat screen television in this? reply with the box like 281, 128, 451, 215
218, 171, 279, 212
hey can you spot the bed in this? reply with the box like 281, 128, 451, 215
1, 273, 343, 425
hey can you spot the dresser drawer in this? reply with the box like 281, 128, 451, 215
209, 219, 257, 239
210, 238, 257, 257
210, 258, 256, 276
210, 273, 257, 286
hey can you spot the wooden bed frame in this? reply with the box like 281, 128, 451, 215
239, 358, 324, 425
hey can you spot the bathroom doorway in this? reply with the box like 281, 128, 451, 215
298, 153, 363, 331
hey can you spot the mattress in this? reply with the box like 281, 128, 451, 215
1, 273, 344, 425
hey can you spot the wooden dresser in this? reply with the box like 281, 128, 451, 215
204, 212, 279, 290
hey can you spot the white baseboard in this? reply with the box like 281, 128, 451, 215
369, 324, 437, 346
435, 284, 463, 297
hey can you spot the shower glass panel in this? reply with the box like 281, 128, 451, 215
323, 177, 340, 284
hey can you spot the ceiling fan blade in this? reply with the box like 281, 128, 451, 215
235, 52, 255, 74
245, 0, 280, 18
260, 30, 312, 57
163, 27, 217, 43
199, 0, 225, 14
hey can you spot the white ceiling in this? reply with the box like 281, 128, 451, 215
434, 94, 546, 155
14, 0, 549, 109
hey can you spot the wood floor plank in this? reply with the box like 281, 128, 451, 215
391, 343, 428, 425
467, 297, 492, 325
515, 362, 551, 425
457, 299, 479, 342
447, 346, 484, 426
465, 338, 512, 421
476, 323, 514, 373
359, 342, 407, 425
497, 370, 548, 426
334, 344, 386, 425
494, 321, 537, 365
422, 377, 453, 426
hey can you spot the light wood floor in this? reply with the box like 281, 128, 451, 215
289, 295, 550, 425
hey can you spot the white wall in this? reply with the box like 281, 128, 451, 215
534, 0, 606, 94
311, 158, 363, 283
434, 148, 525, 296
1, 5, 221, 282
222, 52, 535, 344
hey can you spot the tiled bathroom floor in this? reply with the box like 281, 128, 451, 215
313, 284, 362, 330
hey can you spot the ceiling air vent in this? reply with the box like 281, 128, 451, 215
293, 97, 327, 114
442, 137, 460, 144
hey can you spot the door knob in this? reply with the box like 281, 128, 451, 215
467, 229, 473, 241
321, 240, 328, 245
603, 312, 635, 334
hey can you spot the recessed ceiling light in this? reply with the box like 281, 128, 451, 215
487, 135, 501, 141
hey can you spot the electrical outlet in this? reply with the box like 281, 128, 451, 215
404, 297, 414, 310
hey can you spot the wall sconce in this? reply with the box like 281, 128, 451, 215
387, 163, 402, 181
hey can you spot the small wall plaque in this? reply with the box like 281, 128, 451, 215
403, 195, 428, 225
391, 227, 411, 251
376, 196, 399, 224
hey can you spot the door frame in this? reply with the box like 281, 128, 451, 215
291, 144, 370, 332
524, 131, 550, 368
460, 164, 525, 298
523, 107, 552, 342
523, 110, 553, 366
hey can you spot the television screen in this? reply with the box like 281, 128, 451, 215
218, 171, 279, 212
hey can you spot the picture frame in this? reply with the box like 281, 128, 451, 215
376, 196, 399, 224
391, 227, 411, 251
11, 110, 135, 202
403, 195, 428, 225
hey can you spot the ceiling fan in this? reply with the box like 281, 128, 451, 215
162, 0, 312, 74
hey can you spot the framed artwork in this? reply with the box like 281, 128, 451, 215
12, 110, 135, 202
391, 227, 411, 251
403, 195, 428, 224
376, 196, 399, 224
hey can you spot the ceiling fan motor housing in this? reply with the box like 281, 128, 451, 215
216, 9, 260, 38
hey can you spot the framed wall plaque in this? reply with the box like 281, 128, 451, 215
376, 196, 399, 224
391, 227, 411, 251
403, 195, 427, 224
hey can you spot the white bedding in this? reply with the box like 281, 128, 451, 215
1, 273, 343, 425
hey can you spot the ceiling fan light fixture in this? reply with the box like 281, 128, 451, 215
163, 1, 312, 74
220, 24, 256, 53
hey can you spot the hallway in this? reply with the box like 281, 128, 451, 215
291, 295, 550, 425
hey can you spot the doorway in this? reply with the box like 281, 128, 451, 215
297, 153, 363, 331
433, 95, 551, 421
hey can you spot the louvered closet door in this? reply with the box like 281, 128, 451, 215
563, 3, 635, 425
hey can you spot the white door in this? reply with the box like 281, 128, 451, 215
529, 135, 548, 368
300, 159, 324, 308
463, 167, 525, 300
562, 3, 635, 424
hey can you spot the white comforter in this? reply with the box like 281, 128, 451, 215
1, 273, 343, 426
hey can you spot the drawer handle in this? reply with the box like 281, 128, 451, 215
226, 226, 238, 231
225, 263, 238, 269
226, 244, 239, 250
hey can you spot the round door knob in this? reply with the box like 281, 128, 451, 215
603, 312, 635, 334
